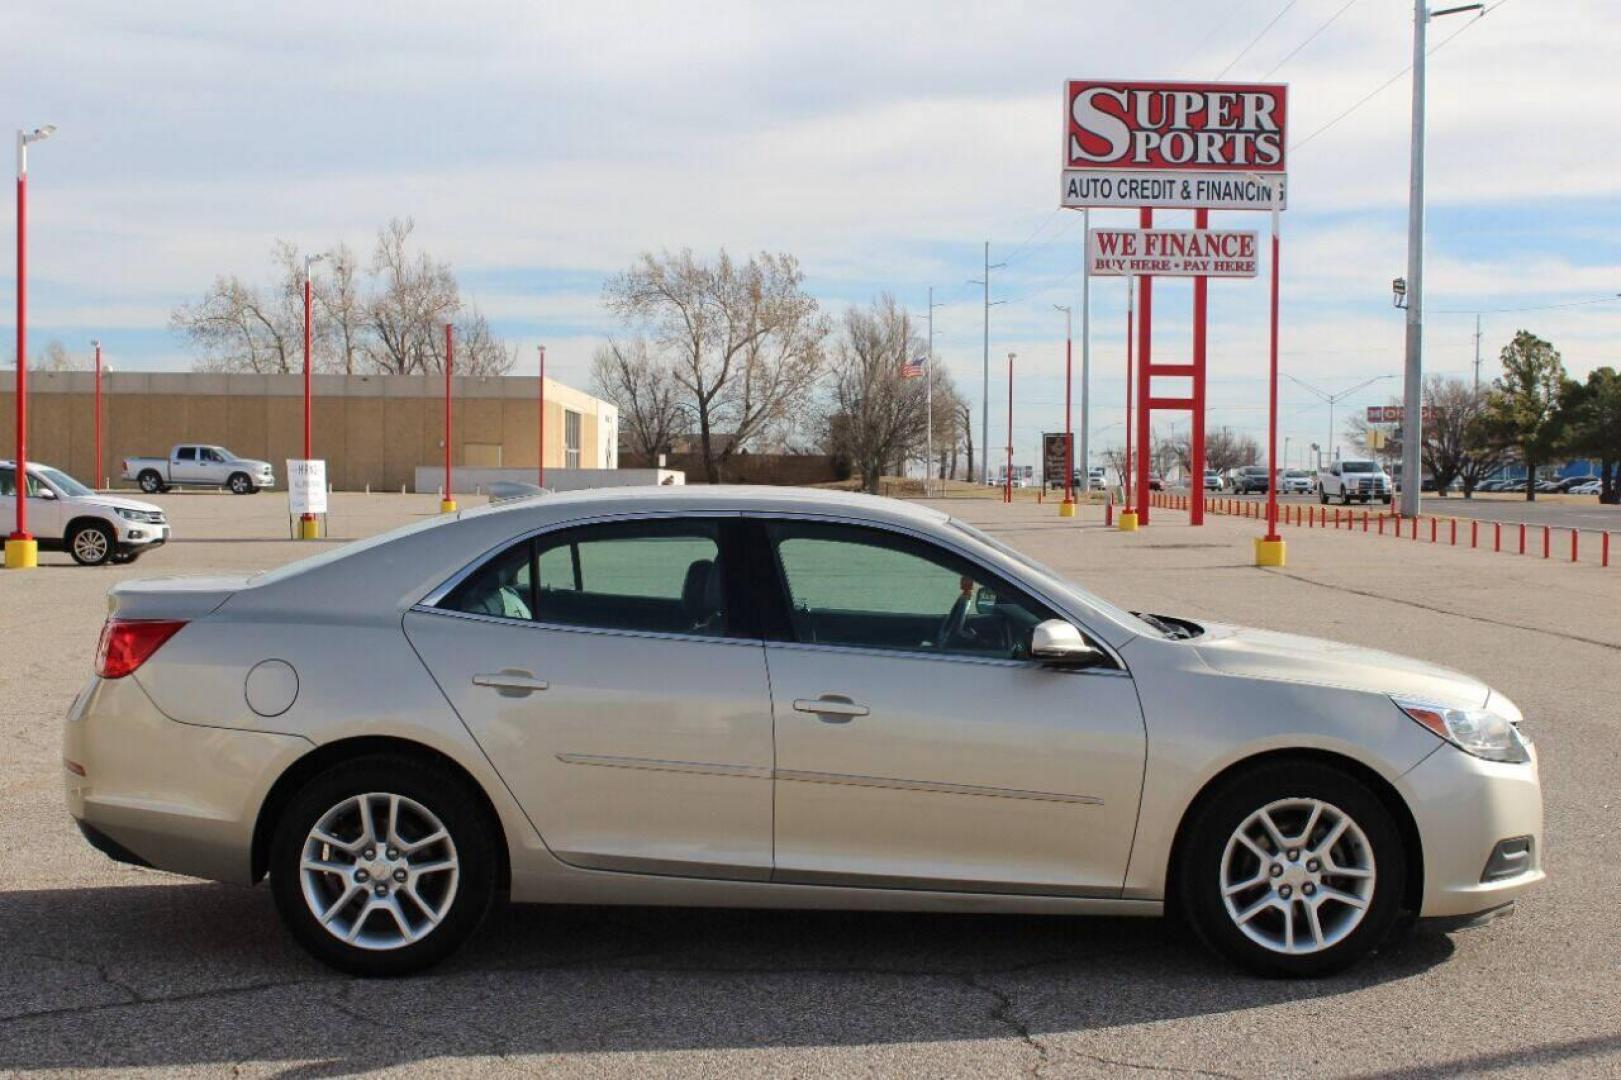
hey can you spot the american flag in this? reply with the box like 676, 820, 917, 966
901, 354, 927, 378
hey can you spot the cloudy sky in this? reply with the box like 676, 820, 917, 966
3, 0, 1617, 466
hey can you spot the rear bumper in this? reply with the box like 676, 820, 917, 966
1397, 740, 1546, 918
63, 675, 311, 884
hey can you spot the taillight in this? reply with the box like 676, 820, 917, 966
95, 619, 187, 679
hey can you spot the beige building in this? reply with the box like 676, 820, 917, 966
0, 370, 618, 493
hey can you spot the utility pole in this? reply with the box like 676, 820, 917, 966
1402, 0, 1485, 517
1287, 373, 1398, 464
926, 286, 943, 496
1054, 303, 1074, 515
968, 242, 1005, 487
1473, 313, 1483, 390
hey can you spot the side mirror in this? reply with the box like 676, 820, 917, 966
1030, 619, 1108, 669
36, 487, 56, 500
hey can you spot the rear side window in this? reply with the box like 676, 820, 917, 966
177, 447, 196, 461
439, 519, 730, 638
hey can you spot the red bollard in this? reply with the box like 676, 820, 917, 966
1362, 510, 1369, 532
1572, 529, 1579, 563
1377, 515, 1385, 536
1450, 519, 1457, 546
1412, 516, 1420, 541
1604, 532, 1611, 568
1543, 525, 1551, 559
1519, 524, 1527, 555
1429, 517, 1438, 543
1495, 522, 1502, 552
1471, 520, 1478, 549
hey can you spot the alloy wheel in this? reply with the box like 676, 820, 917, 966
1219, 797, 1376, 955
299, 792, 460, 951
73, 527, 110, 564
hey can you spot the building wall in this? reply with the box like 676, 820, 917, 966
0, 371, 618, 492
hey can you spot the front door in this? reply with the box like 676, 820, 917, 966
405, 516, 775, 880
755, 519, 1146, 895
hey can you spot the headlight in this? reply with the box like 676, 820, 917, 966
1394, 697, 1529, 764
114, 507, 142, 520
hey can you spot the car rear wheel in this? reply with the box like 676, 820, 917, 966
1178, 759, 1406, 977
269, 755, 496, 976
137, 470, 165, 494
68, 521, 116, 566
228, 472, 255, 495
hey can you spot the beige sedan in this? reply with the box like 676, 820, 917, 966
65, 487, 1543, 977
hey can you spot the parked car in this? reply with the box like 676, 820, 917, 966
1568, 480, 1602, 496
1277, 470, 1314, 496
1552, 475, 1601, 493
1148, 476, 1165, 492
1224, 466, 1271, 494
0, 460, 168, 565
66, 487, 1544, 978
122, 444, 277, 495
1317, 459, 1392, 505
1203, 470, 1221, 491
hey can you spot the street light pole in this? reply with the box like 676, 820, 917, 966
92, 340, 102, 489
442, 324, 456, 513
299, 251, 328, 540
538, 344, 546, 488
925, 286, 942, 496
1005, 351, 1016, 504
7, 124, 55, 571
968, 243, 1005, 486
1079, 206, 1093, 497
1286, 374, 1399, 465
1401, 0, 1485, 517
1054, 303, 1075, 516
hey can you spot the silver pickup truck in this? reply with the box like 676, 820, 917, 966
122, 444, 277, 495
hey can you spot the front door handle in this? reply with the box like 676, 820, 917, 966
793, 695, 869, 722
472, 670, 549, 697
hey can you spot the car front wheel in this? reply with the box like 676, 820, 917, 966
269, 755, 497, 976
68, 521, 117, 566
228, 472, 255, 495
1178, 759, 1406, 977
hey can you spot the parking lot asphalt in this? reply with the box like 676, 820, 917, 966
2, 490, 1618, 1078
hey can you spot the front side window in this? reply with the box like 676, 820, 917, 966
440, 519, 729, 638
766, 521, 1054, 661
203, 448, 225, 464
0, 468, 45, 498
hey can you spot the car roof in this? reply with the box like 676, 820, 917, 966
456, 484, 953, 529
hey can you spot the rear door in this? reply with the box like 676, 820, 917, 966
171, 446, 203, 484
404, 515, 776, 880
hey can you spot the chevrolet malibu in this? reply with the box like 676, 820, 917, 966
65, 487, 1543, 977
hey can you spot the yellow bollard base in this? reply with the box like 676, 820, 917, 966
440, 499, 459, 514
1058, 500, 1076, 518
297, 518, 321, 541
1117, 511, 1139, 532
1253, 537, 1287, 567
3, 537, 39, 569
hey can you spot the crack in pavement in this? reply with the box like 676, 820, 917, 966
964, 972, 1051, 1078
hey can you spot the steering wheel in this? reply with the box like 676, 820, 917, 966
936, 592, 972, 652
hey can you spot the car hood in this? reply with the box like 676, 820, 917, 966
229, 458, 274, 471
1190, 622, 1490, 709
71, 493, 164, 516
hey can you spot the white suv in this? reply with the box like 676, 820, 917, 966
0, 461, 170, 565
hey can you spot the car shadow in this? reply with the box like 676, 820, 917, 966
0, 880, 1460, 1073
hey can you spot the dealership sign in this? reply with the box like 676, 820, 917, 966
1367, 405, 1435, 424
1061, 80, 1288, 210
287, 458, 328, 516
1088, 228, 1258, 278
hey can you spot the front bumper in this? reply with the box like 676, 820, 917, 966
1397, 739, 1545, 918
116, 522, 169, 550
63, 674, 310, 884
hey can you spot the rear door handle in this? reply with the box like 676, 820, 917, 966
793, 696, 869, 721
472, 671, 549, 697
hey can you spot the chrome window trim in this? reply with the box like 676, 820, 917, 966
410, 604, 765, 650
762, 637, 1129, 676
413, 505, 1129, 673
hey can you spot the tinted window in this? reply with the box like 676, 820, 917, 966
1342, 461, 1375, 473
0, 468, 44, 498
442, 520, 731, 637
767, 521, 1055, 660
176, 447, 196, 461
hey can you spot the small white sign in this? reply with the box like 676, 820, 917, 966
287, 459, 328, 516
1062, 170, 1286, 210
1087, 228, 1260, 278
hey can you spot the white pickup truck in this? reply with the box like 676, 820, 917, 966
1317, 458, 1393, 505
122, 444, 276, 495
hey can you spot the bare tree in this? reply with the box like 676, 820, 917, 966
366, 218, 460, 375
822, 296, 928, 493
35, 339, 81, 371
170, 272, 297, 373
955, 396, 975, 482
315, 242, 366, 374
604, 248, 829, 482
1349, 376, 1504, 496
591, 337, 690, 458
1199, 428, 1261, 473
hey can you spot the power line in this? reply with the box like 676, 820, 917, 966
1291, 0, 1511, 153
1260, 0, 1365, 79
1432, 295, 1621, 315
1215, 0, 1301, 80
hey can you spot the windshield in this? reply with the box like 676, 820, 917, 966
37, 467, 94, 497
1242, 467, 1267, 476
1341, 461, 1376, 473
949, 518, 1167, 639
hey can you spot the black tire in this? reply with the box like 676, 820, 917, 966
228, 472, 255, 495
68, 521, 117, 566
1177, 759, 1407, 978
269, 754, 497, 977
137, 470, 165, 495
1318, 487, 1329, 504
